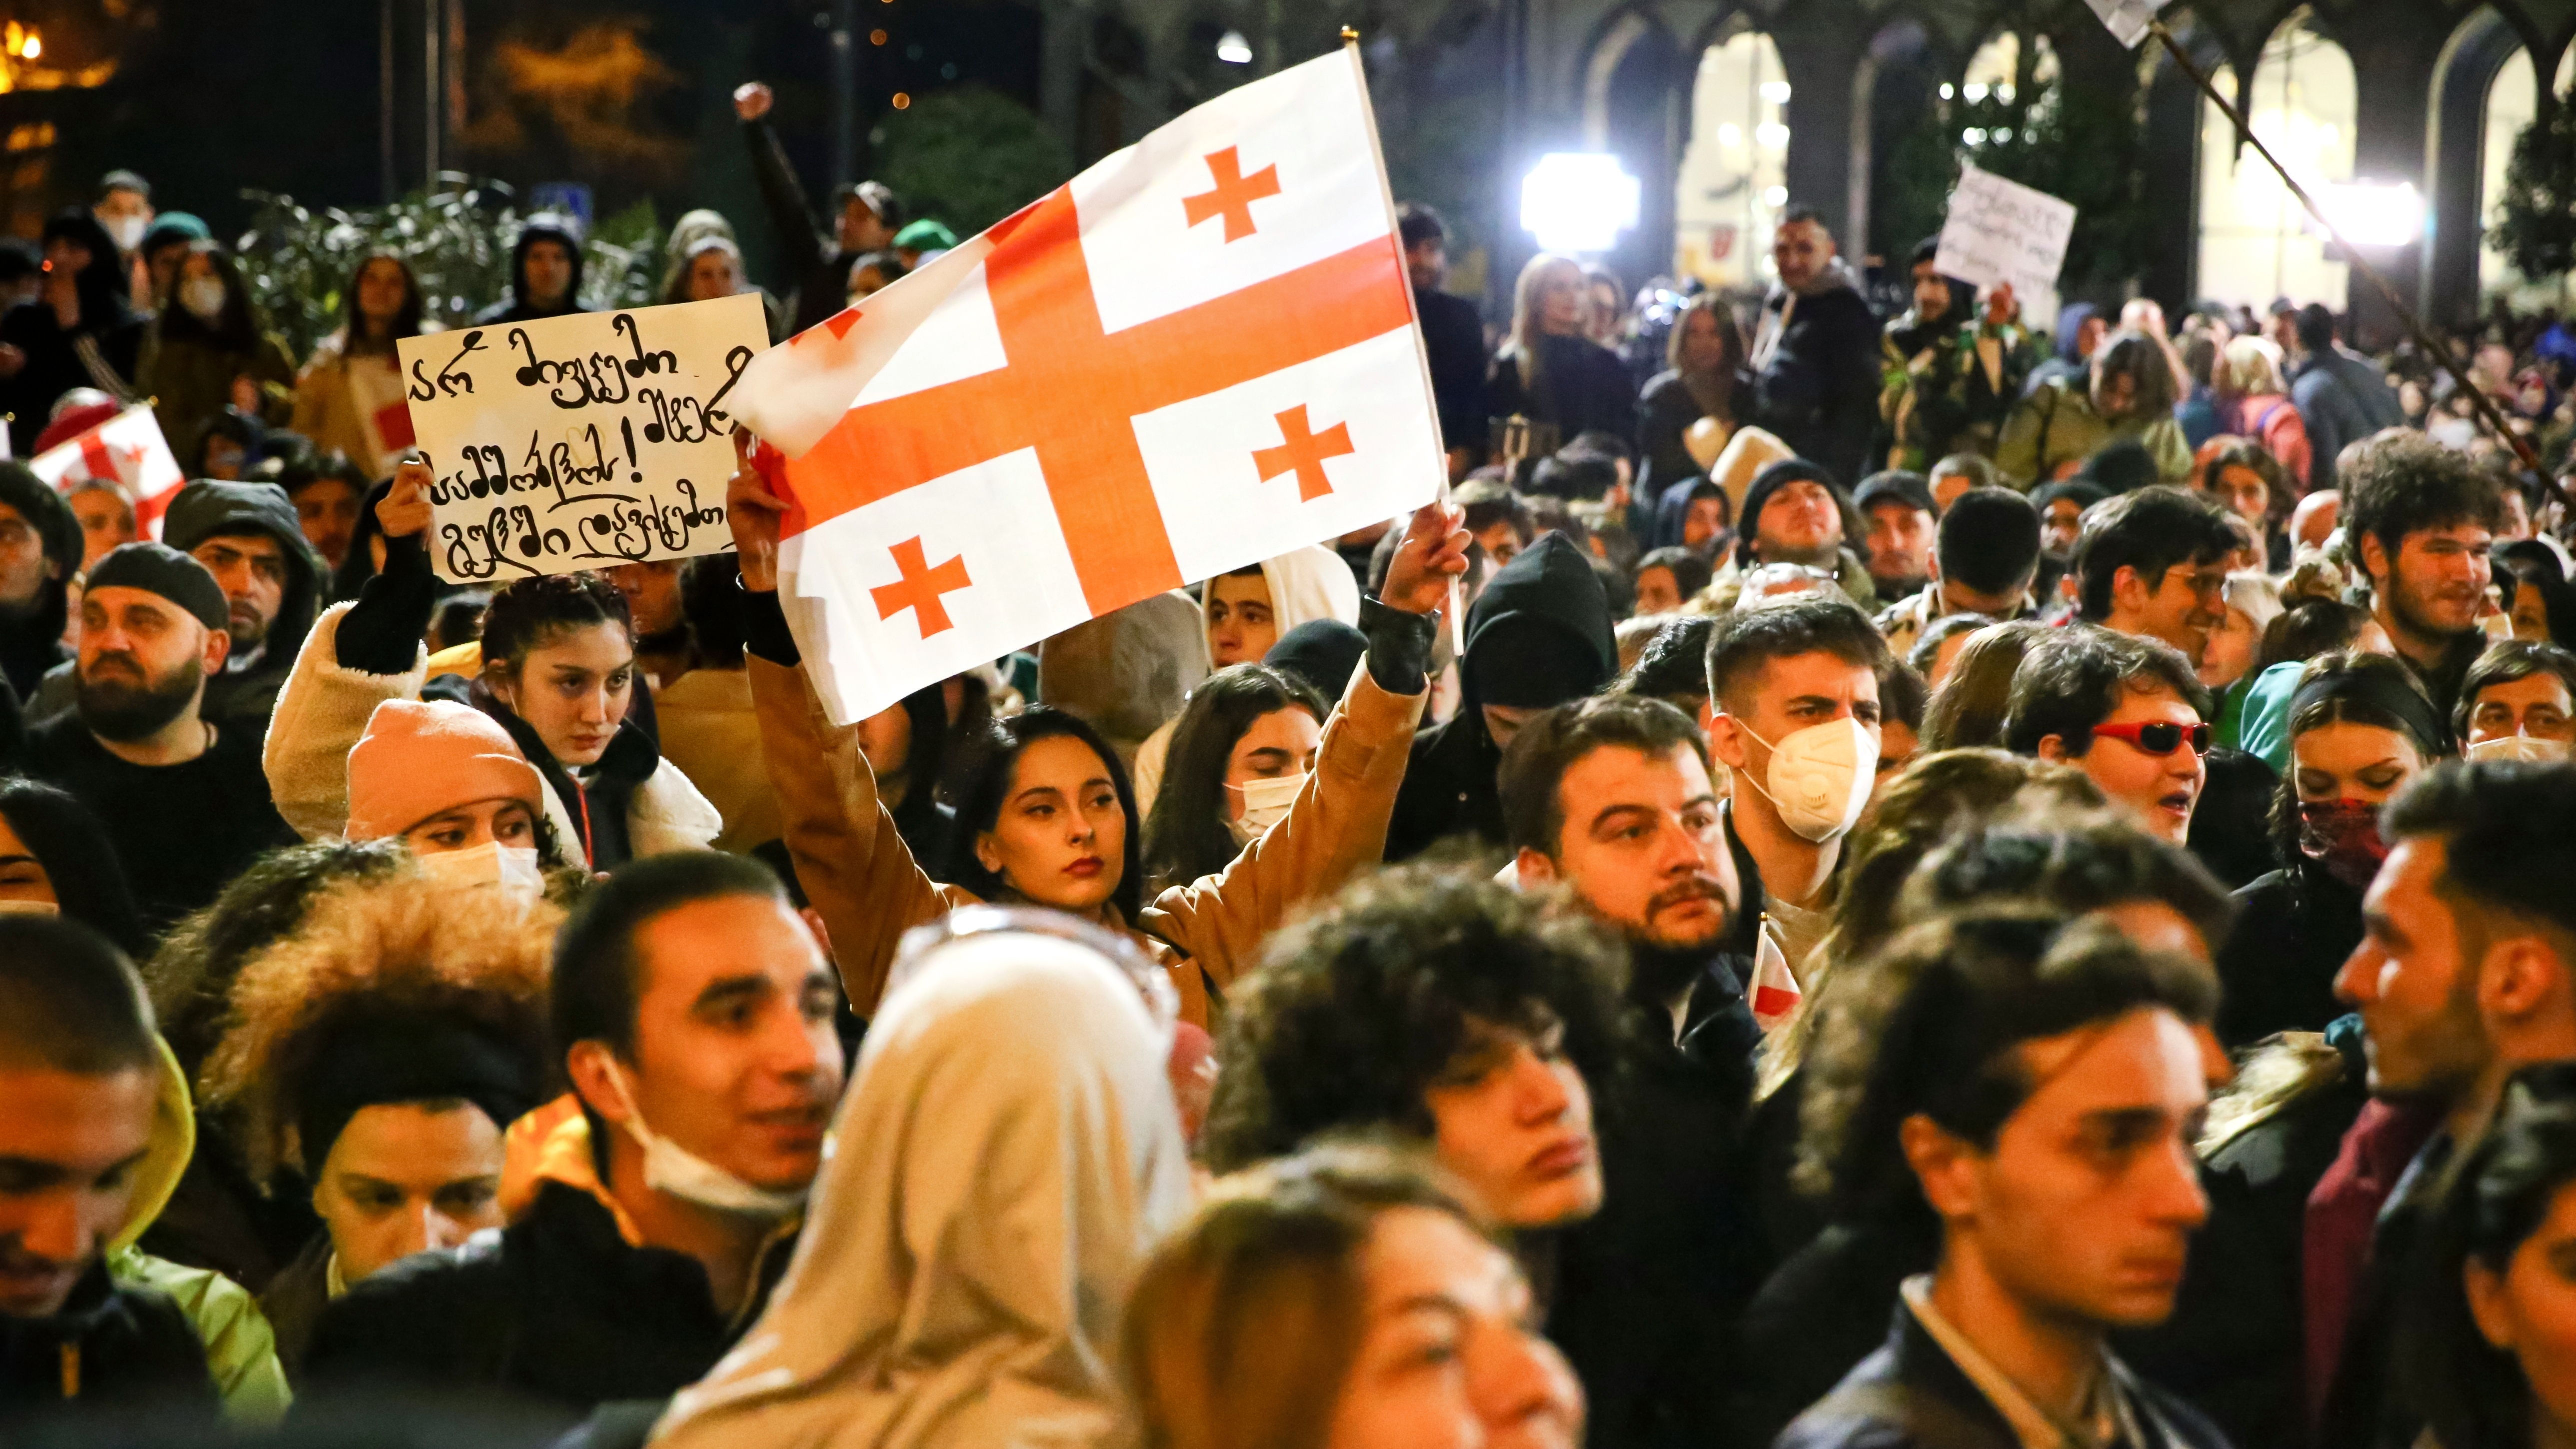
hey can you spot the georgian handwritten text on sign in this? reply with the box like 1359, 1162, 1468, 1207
396, 294, 768, 583
1932, 164, 2078, 299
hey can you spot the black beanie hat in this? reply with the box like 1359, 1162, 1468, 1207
84, 542, 227, 631
1264, 619, 1368, 701
294, 1009, 542, 1178
0, 461, 82, 579
1738, 458, 1856, 565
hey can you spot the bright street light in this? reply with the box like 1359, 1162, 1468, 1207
2312, 179, 2425, 248
1521, 152, 1641, 254
1215, 29, 1251, 64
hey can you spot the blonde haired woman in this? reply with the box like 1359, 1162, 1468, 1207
1487, 252, 1636, 449
2217, 334, 2314, 488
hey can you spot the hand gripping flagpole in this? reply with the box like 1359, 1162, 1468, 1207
2143, 17, 2549, 487
1347, 21, 1468, 656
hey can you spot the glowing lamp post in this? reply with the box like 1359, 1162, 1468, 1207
1520, 152, 1642, 255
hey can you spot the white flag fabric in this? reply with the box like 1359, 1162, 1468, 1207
731, 46, 1442, 726
27, 403, 186, 538
1751, 916, 1804, 1034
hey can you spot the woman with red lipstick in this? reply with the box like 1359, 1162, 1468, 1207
2216, 650, 2448, 1049
728, 445, 1468, 1024
266, 459, 724, 871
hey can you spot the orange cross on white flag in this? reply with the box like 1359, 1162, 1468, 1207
26, 403, 187, 538
730, 44, 1444, 726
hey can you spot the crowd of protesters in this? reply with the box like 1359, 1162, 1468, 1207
11, 82, 2576, 1449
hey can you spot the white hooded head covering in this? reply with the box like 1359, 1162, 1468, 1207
1205, 543, 1362, 641
650, 912, 1194, 1449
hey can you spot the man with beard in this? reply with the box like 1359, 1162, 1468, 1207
23, 543, 293, 933
1502, 692, 1765, 1449
160, 479, 324, 725
1746, 206, 1881, 491
1730, 459, 1877, 609
2310, 761, 2576, 1449
2343, 432, 2506, 719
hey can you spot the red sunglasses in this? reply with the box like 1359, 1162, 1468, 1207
2091, 720, 2212, 757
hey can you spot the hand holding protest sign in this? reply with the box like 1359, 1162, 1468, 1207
396, 294, 769, 583
1933, 164, 2077, 300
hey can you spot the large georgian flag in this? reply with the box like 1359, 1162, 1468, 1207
28, 404, 187, 538
732, 45, 1443, 726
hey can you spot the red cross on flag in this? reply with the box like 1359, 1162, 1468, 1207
731, 44, 1444, 726
26, 403, 187, 538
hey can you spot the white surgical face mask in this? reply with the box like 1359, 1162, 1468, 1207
2466, 733, 2572, 764
416, 841, 545, 905
599, 1059, 807, 1220
177, 277, 227, 322
0, 898, 59, 916
1225, 772, 1305, 847
104, 215, 145, 253
1732, 715, 1877, 843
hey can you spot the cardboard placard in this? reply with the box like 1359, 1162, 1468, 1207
1932, 164, 2078, 299
396, 293, 768, 582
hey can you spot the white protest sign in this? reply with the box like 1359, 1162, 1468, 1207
1933, 164, 2077, 299
2082, 0, 2170, 49
396, 293, 768, 583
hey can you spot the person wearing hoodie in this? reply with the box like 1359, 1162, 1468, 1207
0, 458, 82, 703
0, 914, 220, 1428
2024, 301, 2106, 399
299, 852, 829, 1428
1131, 543, 1359, 812
161, 479, 324, 725
264, 461, 723, 872
1385, 530, 1617, 861
645, 907, 1194, 1449
197, 869, 557, 1378
474, 214, 588, 326
1745, 206, 1881, 493
0, 208, 144, 458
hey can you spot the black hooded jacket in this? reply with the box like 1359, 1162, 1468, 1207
159, 479, 326, 726
0, 460, 81, 702
1385, 532, 1616, 860
475, 218, 590, 326
0, 1261, 218, 1430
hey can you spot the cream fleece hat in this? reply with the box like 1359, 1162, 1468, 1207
345, 699, 545, 840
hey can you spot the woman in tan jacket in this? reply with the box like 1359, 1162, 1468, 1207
724, 447, 1465, 1024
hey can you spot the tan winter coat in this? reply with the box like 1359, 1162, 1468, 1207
264, 602, 722, 859
750, 651, 1424, 1024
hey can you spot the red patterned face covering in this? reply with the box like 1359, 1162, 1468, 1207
2298, 798, 2390, 890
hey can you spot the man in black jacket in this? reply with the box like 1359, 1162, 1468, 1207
301, 852, 843, 1427
1502, 693, 1765, 1449
1399, 202, 1488, 474
0, 459, 79, 706
734, 81, 905, 337
0, 916, 217, 1430
1386, 530, 1615, 859
1747, 206, 1882, 492
474, 214, 589, 326
1776, 908, 2231, 1449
